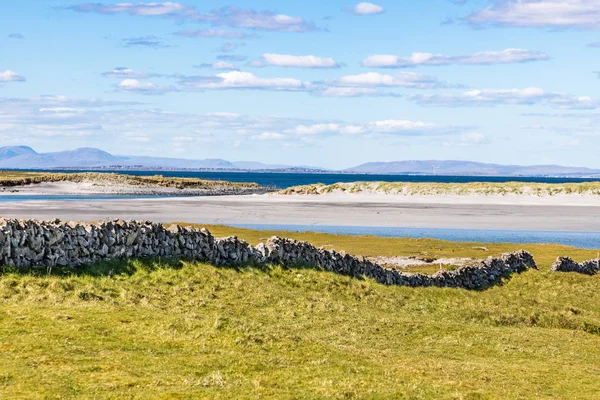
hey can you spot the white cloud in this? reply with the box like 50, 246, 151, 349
216, 42, 244, 53
3, 95, 140, 108
174, 136, 194, 141
286, 123, 365, 135
0, 95, 477, 151
0, 70, 26, 82
467, 0, 600, 29
459, 132, 487, 144
218, 55, 248, 62
246, 60, 266, 68
116, 79, 176, 94
121, 35, 169, 48
340, 125, 367, 135
0, 95, 315, 147
213, 61, 237, 70
442, 132, 489, 146
181, 71, 310, 91
124, 132, 152, 142
363, 49, 549, 68
252, 131, 284, 140
353, 2, 385, 15
70, 4, 317, 32
205, 112, 241, 118
318, 87, 383, 97
327, 71, 452, 89
213, 8, 316, 32
262, 54, 340, 68
195, 62, 238, 70
283, 120, 462, 137
368, 120, 438, 132
70, 2, 189, 16
411, 87, 598, 109
174, 29, 254, 39
102, 67, 153, 79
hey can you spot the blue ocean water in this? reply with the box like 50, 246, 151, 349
23, 170, 600, 189
230, 224, 600, 250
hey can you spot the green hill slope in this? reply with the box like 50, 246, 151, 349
1, 257, 599, 399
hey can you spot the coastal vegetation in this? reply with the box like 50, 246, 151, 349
0, 171, 260, 190
279, 181, 600, 196
1, 226, 599, 398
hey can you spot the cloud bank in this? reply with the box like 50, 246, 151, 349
411, 88, 598, 109
261, 54, 340, 68
363, 49, 549, 67
69, 3, 317, 32
467, 0, 600, 30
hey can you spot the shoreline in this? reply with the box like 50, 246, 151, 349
0, 181, 267, 197
4, 181, 600, 206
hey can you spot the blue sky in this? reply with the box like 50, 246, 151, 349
2, 0, 600, 168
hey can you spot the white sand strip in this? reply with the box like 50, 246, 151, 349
0, 194, 600, 232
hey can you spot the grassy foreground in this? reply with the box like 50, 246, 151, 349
1, 227, 600, 399
0, 171, 259, 190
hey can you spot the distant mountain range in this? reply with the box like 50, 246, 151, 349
345, 160, 600, 177
0, 146, 319, 171
1, 146, 600, 177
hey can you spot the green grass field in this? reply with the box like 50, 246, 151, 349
1, 226, 599, 399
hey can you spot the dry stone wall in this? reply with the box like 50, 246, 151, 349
551, 256, 600, 275
0, 218, 537, 289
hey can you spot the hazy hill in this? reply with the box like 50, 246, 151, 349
346, 160, 600, 177
0, 146, 304, 171
2, 146, 600, 176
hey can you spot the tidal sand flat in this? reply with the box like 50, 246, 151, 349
2, 193, 600, 232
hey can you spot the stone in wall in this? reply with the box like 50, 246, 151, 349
551, 256, 600, 275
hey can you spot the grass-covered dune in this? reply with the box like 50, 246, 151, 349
279, 181, 600, 196
1, 226, 600, 398
0, 171, 259, 190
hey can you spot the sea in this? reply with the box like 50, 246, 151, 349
2, 170, 599, 249
22, 169, 600, 190
230, 224, 600, 250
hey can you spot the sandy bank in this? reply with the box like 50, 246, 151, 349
0, 181, 265, 196
5, 181, 600, 206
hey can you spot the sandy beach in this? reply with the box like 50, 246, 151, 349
1, 191, 600, 231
